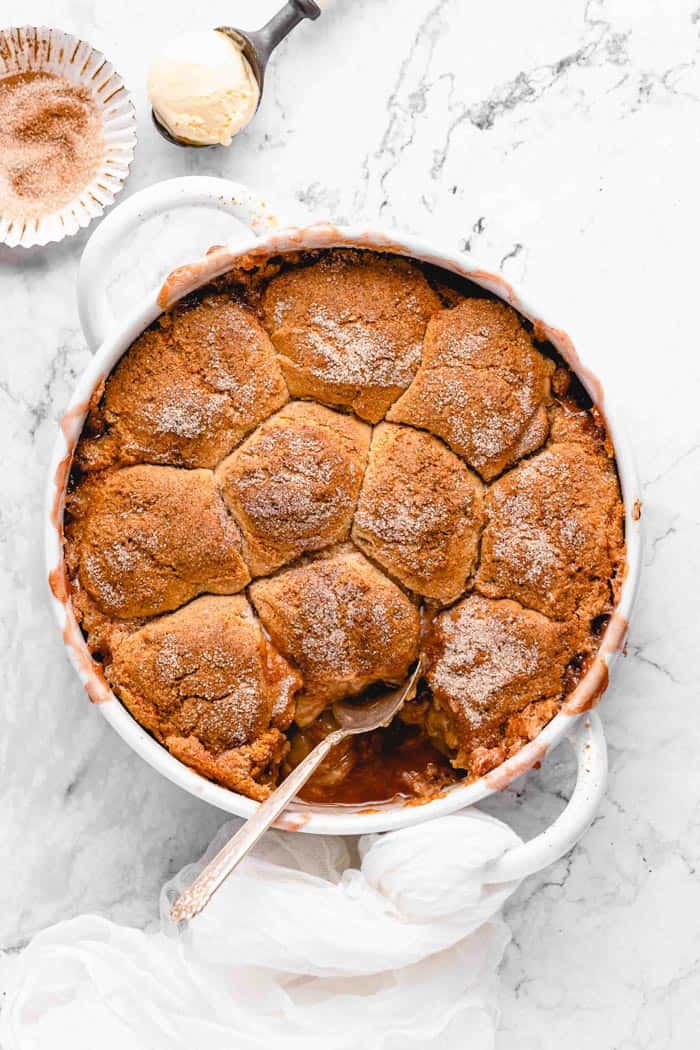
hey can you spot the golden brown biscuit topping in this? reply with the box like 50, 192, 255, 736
475, 440, 624, 620
387, 298, 554, 480
76, 294, 288, 471
67, 465, 249, 619
107, 594, 300, 801
352, 423, 484, 605
63, 248, 626, 804
250, 545, 421, 726
424, 595, 581, 765
262, 250, 442, 422
216, 401, 370, 576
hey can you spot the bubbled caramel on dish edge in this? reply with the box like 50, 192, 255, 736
64, 248, 626, 802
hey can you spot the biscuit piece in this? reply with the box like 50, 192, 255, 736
352, 423, 485, 605
424, 595, 580, 768
387, 299, 554, 480
548, 395, 610, 455
68, 465, 249, 619
216, 402, 370, 576
475, 440, 624, 620
76, 294, 288, 471
250, 546, 421, 725
262, 250, 442, 422
108, 595, 301, 800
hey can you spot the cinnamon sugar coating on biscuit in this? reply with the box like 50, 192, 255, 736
261, 250, 442, 422
475, 431, 624, 621
216, 402, 370, 576
76, 294, 288, 471
250, 546, 421, 726
423, 595, 581, 768
66, 465, 249, 619
169, 730, 290, 802
63, 249, 626, 804
352, 423, 485, 605
107, 595, 300, 800
387, 299, 554, 480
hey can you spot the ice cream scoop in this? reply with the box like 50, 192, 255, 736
150, 0, 324, 148
148, 30, 259, 146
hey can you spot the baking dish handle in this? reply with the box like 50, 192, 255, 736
484, 713, 608, 884
77, 176, 281, 349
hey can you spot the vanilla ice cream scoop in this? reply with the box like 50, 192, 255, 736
149, 1, 325, 148
149, 30, 259, 146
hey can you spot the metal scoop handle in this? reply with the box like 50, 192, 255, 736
220, 0, 321, 96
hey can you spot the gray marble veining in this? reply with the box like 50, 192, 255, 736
1, 0, 699, 1045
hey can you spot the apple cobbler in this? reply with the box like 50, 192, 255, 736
63, 248, 625, 805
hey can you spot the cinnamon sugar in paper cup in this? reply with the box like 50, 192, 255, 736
0, 26, 136, 248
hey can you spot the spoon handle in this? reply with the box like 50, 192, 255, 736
253, 0, 321, 64
170, 727, 346, 924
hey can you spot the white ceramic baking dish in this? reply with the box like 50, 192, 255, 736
45, 177, 641, 883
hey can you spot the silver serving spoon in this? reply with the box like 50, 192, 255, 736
170, 657, 425, 924
152, 0, 323, 147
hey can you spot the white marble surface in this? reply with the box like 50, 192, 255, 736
1, 0, 699, 1044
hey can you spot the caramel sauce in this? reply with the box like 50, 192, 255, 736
298, 725, 457, 806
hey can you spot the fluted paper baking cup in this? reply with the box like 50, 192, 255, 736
0, 26, 136, 248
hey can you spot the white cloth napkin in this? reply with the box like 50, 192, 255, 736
0, 809, 523, 1050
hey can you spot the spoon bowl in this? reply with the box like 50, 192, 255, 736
332, 674, 424, 736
